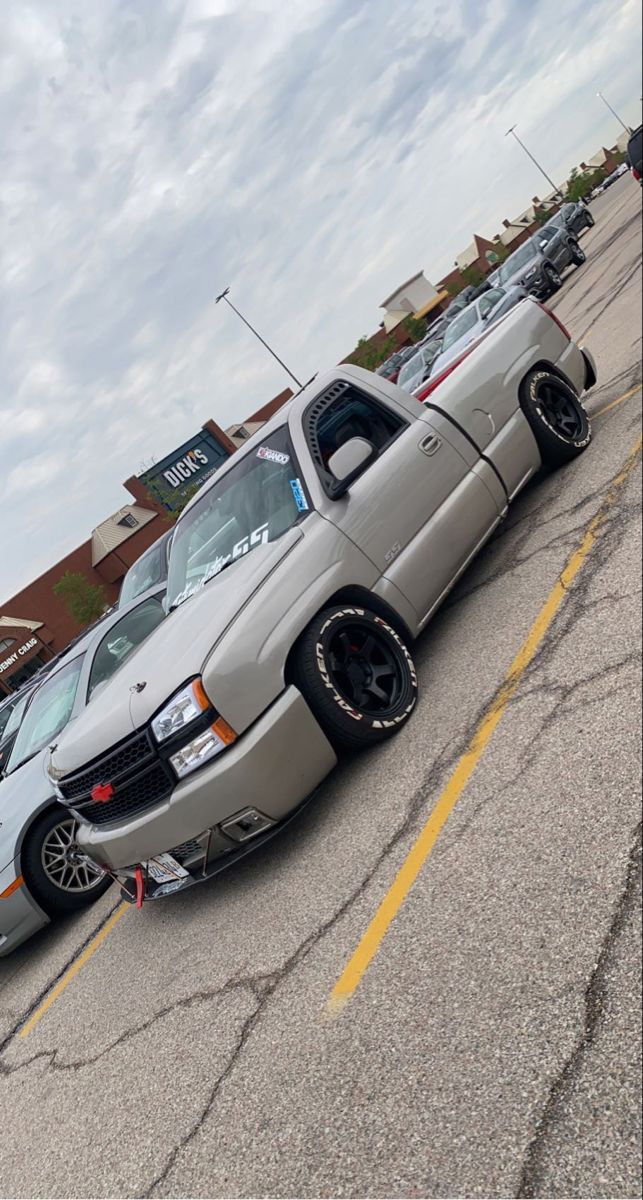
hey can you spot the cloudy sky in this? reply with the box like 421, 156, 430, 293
2, 0, 641, 600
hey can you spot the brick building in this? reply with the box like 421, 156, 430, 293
1, 396, 294, 694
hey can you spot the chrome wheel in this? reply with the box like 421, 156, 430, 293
41, 818, 104, 893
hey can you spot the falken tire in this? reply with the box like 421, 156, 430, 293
520, 369, 592, 468
21, 807, 111, 918
293, 605, 418, 752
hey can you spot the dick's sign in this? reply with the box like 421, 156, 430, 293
140, 430, 230, 513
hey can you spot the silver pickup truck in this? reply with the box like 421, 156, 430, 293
50, 298, 596, 903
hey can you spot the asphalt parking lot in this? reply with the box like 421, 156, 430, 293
0, 176, 641, 1200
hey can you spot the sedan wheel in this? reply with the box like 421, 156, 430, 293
41, 818, 104, 894
22, 807, 111, 916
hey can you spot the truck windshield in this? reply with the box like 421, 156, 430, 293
166, 425, 311, 610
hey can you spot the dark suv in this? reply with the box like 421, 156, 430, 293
627, 125, 642, 184
545, 201, 594, 237
496, 225, 585, 298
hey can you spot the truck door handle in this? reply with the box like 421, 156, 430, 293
420, 433, 442, 456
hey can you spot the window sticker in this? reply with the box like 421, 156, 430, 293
257, 446, 290, 465
172, 523, 271, 607
290, 478, 309, 513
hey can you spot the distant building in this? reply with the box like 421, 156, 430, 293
379, 271, 449, 331
1, 388, 297, 681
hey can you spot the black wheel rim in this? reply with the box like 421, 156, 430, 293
536, 381, 584, 440
327, 621, 405, 715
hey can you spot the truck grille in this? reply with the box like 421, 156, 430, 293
59, 731, 152, 800
59, 730, 173, 827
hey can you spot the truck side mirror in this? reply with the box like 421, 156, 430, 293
327, 437, 376, 499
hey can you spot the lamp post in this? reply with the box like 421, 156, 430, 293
596, 91, 631, 134
215, 288, 302, 388
505, 125, 561, 197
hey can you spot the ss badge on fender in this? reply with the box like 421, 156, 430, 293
384, 541, 401, 564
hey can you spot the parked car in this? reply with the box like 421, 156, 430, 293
0, 589, 167, 956
598, 166, 625, 192
545, 201, 594, 237
428, 286, 527, 379
0, 692, 23, 745
0, 686, 36, 775
496, 225, 585, 298
375, 348, 415, 384
421, 315, 449, 344
627, 125, 642, 184
50, 299, 597, 909
118, 528, 174, 608
396, 338, 444, 394
444, 286, 479, 323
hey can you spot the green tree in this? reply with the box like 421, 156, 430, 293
53, 572, 107, 626
401, 315, 427, 343
460, 265, 485, 289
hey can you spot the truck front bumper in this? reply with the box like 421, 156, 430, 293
77, 685, 337, 879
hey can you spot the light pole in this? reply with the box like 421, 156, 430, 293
505, 125, 561, 197
215, 287, 303, 388
596, 91, 631, 134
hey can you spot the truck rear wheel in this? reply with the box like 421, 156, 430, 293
294, 605, 418, 752
521, 369, 592, 467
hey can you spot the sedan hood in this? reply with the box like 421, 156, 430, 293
51, 529, 303, 776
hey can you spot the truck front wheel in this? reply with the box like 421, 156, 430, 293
294, 605, 418, 752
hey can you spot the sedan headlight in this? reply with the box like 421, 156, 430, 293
151, 680, 211, 743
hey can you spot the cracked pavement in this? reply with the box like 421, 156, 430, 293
0, 177, 641, 1199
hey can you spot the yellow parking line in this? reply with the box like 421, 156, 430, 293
326, 434, 643, 1016
19, 902, 128, 1038
594, 383, 642, 418
13, 395, 642, 1038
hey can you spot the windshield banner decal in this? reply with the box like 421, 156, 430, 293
257, 446, 290, 465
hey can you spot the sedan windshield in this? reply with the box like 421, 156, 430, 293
442, 304, 480, 350
166, 426, 311, 610
498, 240, 537, 282
7, 656, 84, 772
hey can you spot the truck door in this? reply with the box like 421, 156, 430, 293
302, 381, 502, 621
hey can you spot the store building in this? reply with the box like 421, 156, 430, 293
0, 618, 56, 697
1, 395, 293, 689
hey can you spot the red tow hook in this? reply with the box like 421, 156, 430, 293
134, 865, 145, 909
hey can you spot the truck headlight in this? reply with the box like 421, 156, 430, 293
151, 680, 211, 743
522, 267, 538, 280
169, 718, 237, 779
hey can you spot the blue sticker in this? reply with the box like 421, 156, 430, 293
290, 478, 309, 512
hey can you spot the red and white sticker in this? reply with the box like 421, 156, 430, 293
257, 446, 289, 465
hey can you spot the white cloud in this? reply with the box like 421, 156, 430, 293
1, 0, 641, 601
